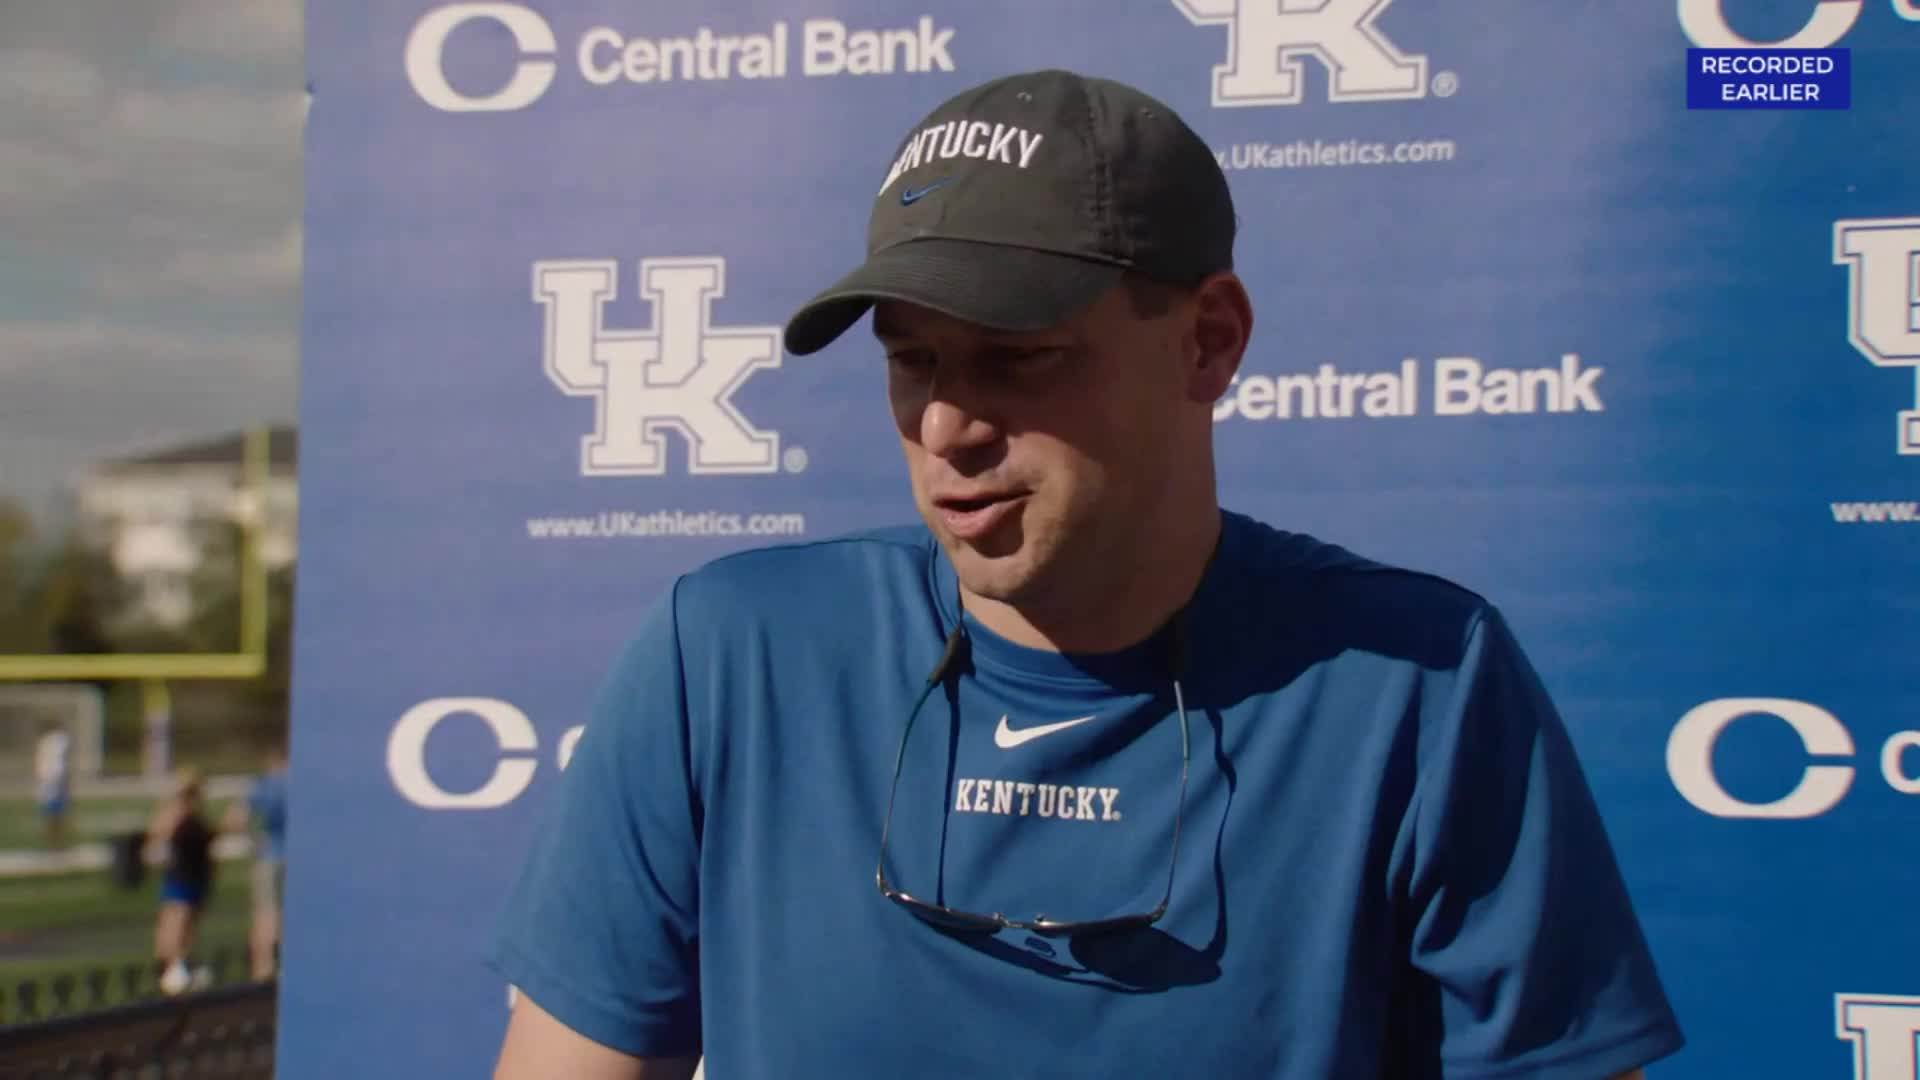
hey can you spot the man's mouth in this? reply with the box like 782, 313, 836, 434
933, 492, 1026, 540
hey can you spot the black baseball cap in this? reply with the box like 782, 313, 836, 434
783, 68, 1236, 356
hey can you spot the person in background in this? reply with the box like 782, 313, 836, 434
33, 723, 72, 849
225, 742, 288, 980
149, 766, 218, 995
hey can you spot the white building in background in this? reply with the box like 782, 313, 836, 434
72, 426, 298, 628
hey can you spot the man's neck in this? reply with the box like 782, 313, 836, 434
962, 504, 1222, 655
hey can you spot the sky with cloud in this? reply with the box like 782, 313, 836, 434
0, 0, 303, 519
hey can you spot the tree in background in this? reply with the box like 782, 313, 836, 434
32, 528, 121, 659
0, 498, 35, 654
180, 519, 294, 758
0, 500, 119, 660
0, 499, 294, 772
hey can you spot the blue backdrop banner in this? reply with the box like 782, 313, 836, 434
290, 2, 1920, 1076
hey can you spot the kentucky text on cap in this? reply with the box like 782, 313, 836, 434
877, 120, 1047, 196
783, 69, 1236, 356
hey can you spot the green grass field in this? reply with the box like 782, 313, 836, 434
0, 776, 257, 849
1, 789, 260, 1008
0, 866, 253, 992
0, 795, 157, 851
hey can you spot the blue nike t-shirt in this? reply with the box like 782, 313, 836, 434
485, 510, 1684, 1077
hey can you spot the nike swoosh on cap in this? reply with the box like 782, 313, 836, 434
899, 178, 953, 204
994, 714, 1096, 749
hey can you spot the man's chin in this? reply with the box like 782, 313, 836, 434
939, 539, 1035, 602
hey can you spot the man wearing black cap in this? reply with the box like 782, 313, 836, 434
488, 69, 1683, 1080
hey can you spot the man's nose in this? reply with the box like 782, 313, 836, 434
918, 373, 1001, 458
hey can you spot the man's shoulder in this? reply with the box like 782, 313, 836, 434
667, 521, 939, 627
679, 520, 936, 587
1226, 510, 1489, 612
1219, 510, 1494, 669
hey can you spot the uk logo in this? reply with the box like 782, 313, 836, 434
1167, 0, 1440, 107
1835, 993, 1920, 1080
1833, 217, 1920, 455
534, 256, 795, 477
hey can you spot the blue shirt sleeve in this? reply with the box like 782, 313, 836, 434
484, 579, 702, 1059
1391, 604, 1684, 1079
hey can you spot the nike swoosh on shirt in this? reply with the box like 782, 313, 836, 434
994, 714, 1096, 749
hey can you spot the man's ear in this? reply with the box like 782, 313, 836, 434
1186, 271, 1252, 404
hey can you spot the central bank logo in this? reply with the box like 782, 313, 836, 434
1678, 0, 1920, 46
1679, 0, 1864, 46
1834, 217, 1920, 455
1666, 698, 1920, 819
405, 3, 558, 112
405, 2, 957, 112
535, 257, 801, 477
389, 697, 578, 810
1169, 0, 1448, 107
